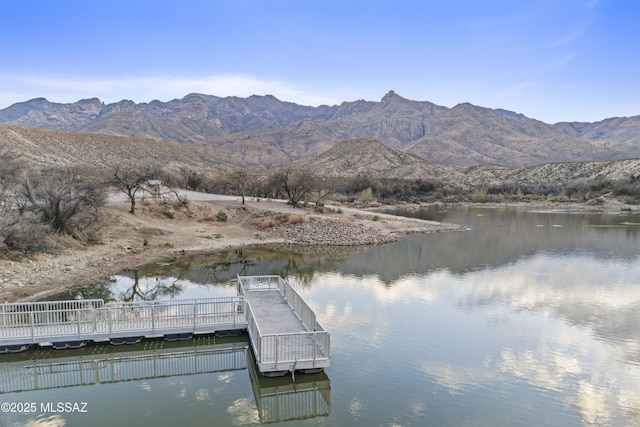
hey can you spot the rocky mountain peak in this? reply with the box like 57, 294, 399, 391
381, 90, 407, 103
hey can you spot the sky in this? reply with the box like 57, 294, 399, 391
0, 0, 638, 123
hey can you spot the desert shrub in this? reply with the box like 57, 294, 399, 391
2, 216, 50, 255
359, 187, 375, 203
466, 188, 507, 203
467, 188, 490, 202
254, 217, 279, 229
252, 213, 306, 229
216, 211, 228, 222
162, 205, 175, 219
612, 178, 640, 200
171, 194, 189, 208
287, 214, 306, 224
342, 174, 377, 195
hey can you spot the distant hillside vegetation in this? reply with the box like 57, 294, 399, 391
3, 124, 640, 200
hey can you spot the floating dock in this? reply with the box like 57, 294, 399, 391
0, 275, 330, 376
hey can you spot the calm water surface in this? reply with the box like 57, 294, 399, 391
2, 206, 640, 427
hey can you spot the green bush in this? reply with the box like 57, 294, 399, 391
162, 205, 175, 219
216, 210, 228, 222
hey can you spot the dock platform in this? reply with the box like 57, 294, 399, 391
0, 275, 330, 375
237, 275, 331, 375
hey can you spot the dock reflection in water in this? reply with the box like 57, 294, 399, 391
247, 348, 330, 423
0, 335, 330, 424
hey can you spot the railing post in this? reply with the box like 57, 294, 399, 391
77, 310, 81, 336
193, 302, 197, 330
232, 301, 236, 328
108, 308, 113, 337
30, 311, 35, 341
151, 305, 155, 333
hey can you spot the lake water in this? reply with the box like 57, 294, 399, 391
2, 206, 640, 426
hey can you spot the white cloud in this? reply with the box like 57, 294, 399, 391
584, 0, 600, 9
550, 30, 584, 47
545, 52, 577, 70
0, 73, 340, 109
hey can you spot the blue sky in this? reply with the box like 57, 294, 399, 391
0, 0, 638, 123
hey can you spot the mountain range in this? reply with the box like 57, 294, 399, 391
3, 123, 640, 194
1, 91, 639, 167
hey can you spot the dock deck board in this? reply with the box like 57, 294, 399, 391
243, 290, 305, 334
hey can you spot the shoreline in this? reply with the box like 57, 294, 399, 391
3, 194, 634, 303
0, 195, 464, 303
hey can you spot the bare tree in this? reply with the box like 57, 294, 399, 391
273, 165, 316, 208
109, 165, 158, 214
179, 167, 204, 191
226, 168, 252, 204
312, 177, 337, 205
22, 166, 105, 239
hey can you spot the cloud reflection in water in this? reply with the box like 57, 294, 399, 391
309, 251, 640, 425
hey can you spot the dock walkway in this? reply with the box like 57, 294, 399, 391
237, 275, 330, 374
0, 275, 330, 375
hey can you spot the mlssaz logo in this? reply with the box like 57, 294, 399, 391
40, 402, 89, 413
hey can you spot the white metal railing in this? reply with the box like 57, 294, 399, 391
0, 300, 104, 312
1, 300, 104, 328
237, 275, 331, 370
0, 297, 247, 344
276, 276, 317, 331
1, 308, 96, 339
96, 298, 246, 334
244, 302, 263, 362
237, 275, 281, 293
260, 331, 331, 365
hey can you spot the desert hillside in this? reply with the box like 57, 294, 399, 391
0, 123, 233, 172
3, 124, 640, 193
2, 91, 639, 167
